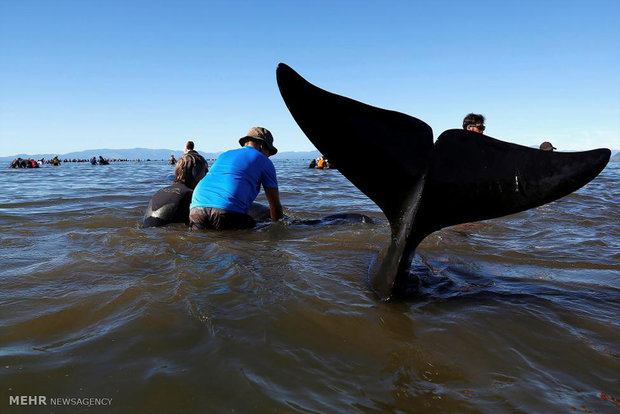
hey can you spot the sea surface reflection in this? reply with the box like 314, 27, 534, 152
1, 160, 618, 412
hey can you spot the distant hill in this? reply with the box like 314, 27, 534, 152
1, 148, 322, 162
3, 147, 614, 163
273, 150, 321, 160
1, 148, 198, 162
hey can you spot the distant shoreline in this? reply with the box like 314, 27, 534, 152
3, 149, 618, 163
1, 148, 322, 162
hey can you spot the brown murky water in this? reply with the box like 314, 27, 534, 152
1, 159, 618, 412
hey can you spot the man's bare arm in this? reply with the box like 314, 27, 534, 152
264, 187, 283, 221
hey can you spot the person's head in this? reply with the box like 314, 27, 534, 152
463, 113, 486, 133
174, 152, 208, 189
239, 127, 278, 157
185, 141, 194, 151
540, 141, 556, 151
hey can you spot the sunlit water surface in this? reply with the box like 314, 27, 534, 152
1, 159, 618, 413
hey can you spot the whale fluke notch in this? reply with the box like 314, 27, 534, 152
276, 63, 611, 301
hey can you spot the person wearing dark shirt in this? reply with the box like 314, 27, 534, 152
143, 152, 208, 228
184, 140, 208, 172
185, 140, 194, 153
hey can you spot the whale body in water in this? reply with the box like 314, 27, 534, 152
275, 63, 611, 301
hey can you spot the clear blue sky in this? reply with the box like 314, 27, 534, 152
1, 0, 619, 157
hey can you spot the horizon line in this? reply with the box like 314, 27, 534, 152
0, 147, 322, 159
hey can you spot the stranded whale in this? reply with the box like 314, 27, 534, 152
276, 63, 611, 301
248, 202, 372, 226
144, 200, 371, 229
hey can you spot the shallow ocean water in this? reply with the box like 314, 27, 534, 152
0, 159, 618, 413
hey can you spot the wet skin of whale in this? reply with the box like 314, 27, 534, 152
144, 199, 372, 229
249, 202, 372, 226
276, 63, 611, 301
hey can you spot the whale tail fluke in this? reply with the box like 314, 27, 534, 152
276, 63, 611, 300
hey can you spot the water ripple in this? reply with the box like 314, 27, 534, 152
0, 160, 618, 412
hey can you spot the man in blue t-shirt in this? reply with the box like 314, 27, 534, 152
189, 127, 283, 230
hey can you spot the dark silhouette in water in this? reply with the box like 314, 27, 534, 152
290, 213, 372, 226
276, 63, 611, 301
249, 202, 372, 226
10, 158, 39, 168
143, 152, 208, 228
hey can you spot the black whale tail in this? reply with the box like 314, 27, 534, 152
276, 63, 611, 300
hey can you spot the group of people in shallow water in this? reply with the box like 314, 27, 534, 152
143, 130, 370, 230
10, 155, 62, 168
141, 115, 557, 231
10, 158, 40, 168
90, 156, 109, 165
143, 130, 282, 230
9, 155, 115, 168
308, 156, 332, 169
